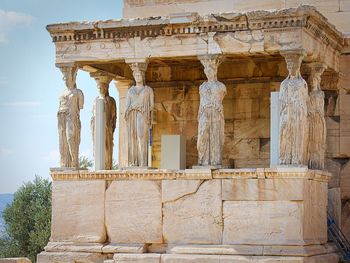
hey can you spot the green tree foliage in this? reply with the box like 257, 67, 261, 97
0, 176, 52, 262
79, 156, 93, 169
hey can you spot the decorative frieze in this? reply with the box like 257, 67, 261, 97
46, 7, 344, 53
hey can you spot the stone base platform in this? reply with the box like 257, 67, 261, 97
38, 167, 338, 263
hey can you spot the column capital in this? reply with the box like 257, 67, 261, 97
280, 49, 306, 78
280, 48, 306, 59
306, 62, 327, 91
198, 54, 223, 67
198, 54, 223, 81
115, 79, 133, 92
125, 58, 149, 74
90, 71, 113, 85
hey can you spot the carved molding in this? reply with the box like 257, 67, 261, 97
47, 7, 344, 53
50, 168, 331, 182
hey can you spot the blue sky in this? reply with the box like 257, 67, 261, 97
0, 0, 123, 193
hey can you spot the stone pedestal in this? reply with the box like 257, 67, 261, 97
37, 168, 338, 263
161, 135, 186, 170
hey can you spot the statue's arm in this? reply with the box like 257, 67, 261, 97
78, 89, 84, 110
279, 85, 288, 113
125, 90, 131, 119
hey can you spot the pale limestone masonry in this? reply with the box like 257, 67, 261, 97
123, 0, 350, 34
37, 168, 338, 263
41, 1, 350, 262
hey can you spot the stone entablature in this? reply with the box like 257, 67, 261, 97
46, 6, 344, 70
50, 167, 331, 181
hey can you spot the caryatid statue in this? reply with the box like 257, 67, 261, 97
91, 74, 117, 170
125, 62, 154, 167
307, 63, 327, 170
279, 50, 309, 166
197, 55, 227, 166
57, 65, 84, 168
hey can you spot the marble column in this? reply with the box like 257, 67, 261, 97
279, 50, 309, 166
57, 64, 84, 168
197, 54, 226, 167
307, 62, 327, 170
91, 73, 116, 170
115, 79, 133, 167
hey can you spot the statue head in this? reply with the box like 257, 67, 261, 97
308, 63, 326, 91
199, 55, 222, 82
59, 65, 78, 90
130, 62, 147, 87
98, 82, 109, 97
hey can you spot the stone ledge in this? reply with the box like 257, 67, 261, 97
169, 244, 337, 257
50, 167, 331, 182
104, 252, 339, 263
45, 242, 147, 254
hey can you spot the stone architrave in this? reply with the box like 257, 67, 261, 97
307, 63, 327, 170
125, 61, 154, 167
279, 50, 309, 166
57, 64, 84, 168
197, 55, 227, 166
91, 73, 117, 170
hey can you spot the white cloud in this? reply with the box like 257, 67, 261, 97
0, 10, 33, 43
0, 101, 41, 107
0, 147, 14, 158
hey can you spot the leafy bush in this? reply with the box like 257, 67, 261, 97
0, 176, 51, 262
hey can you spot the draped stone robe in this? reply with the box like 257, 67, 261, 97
308, 89, 326, 169
125, 85, 154, 167
197, 81, 227, 166
279, 76, 309, 166
58, 88, 84, 168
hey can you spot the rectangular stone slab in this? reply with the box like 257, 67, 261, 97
162, 179, 222, 244
105, 181, 162, 243
50, 181, 106, 243
223, 201, 304, 245
222, 178, 305, 201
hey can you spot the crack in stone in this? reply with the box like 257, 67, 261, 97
163, 180, 205, 204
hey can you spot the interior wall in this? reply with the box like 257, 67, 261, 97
147, 57, 287, 168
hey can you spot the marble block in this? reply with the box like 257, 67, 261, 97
50, 181, 106, 242
105, 180, 162, 243
162, 179, 222, 244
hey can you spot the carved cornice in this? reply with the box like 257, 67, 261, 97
46, 6, 344, 52
50, 167, 331, 182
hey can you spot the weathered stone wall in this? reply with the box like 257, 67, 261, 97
123, 0, 350, 34
147, 58, 287, 168
325, 54, 350, 238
